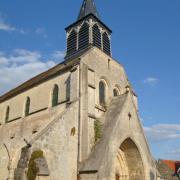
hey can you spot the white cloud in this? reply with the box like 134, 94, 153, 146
0, 49, 59, 95
166, 149, 180, 155
143, 77, 159, 86
0, 14, 26, 34
0, 17, 15, 32
35, 27, 47, 38
144, 124, 180, 142
52, 50, 65, 60
165, 149, 180, 159
0, 56, 8, 66
11, 49, 42, 63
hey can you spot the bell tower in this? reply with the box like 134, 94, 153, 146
65, 0, 112, 59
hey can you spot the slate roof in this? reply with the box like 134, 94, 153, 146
78, 0, 100, 20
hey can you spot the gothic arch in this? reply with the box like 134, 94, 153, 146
78, 22, 89, 51
15, 148, 49, 180
78, 20, 90, 29
67, 29, 77, 55
5, 105, 10, 123
52, 84, 59, 107
67, 27, 77, 35
0, 144, 10, 180
99, 79, 109, 107
102, 32, 111, 55
25, 96, 30, 117
115, 138, 145, 180
27, 150, 49, 180
113, 87, 120, 97
99, 76, 110, 88
92, 24, 101, 49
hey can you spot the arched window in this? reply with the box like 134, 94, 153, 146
78, 23, 89, 51
116, 174, 120, 180
25, 97, 30, 117
67, 30, 77, 55
103, 32, 111, 55
99, 81, 106, 106
5, 106, 10, 123
52, 84, 59, 107
93, 24, 101, 49
113, 88, 119, 97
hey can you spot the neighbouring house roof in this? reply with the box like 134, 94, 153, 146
163, 160, 177, 172
163, 160, 180, 172
157, 159, 180, 180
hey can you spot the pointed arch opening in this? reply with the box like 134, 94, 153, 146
52, 84, 59, 107
27, 150, 49, 180
5, 106, 10, 123
99, 80, 106, 106
25, 97, 30, 117
103, 32, 111, 55
113, 88, 120, 97
93, 24, 101, 49
78, 23, 89, 51
15, 149, 49, 180
115, 138, 145, 180
0, 145, 10, 179
67, 30, 77, 56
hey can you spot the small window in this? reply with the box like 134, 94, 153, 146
99, 81, 106, 106
113, 88, 119, 97
116, 174, 120, 180
52, 84, 59, 107
25, 97, 30, 117
5, 106, 10, 123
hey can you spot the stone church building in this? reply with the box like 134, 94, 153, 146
0, 0, 157, 179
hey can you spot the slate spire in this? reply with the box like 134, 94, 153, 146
78, 0, 100, 20
65, 0, 112, 58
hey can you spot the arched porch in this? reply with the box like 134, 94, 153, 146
115, 138, 145, 180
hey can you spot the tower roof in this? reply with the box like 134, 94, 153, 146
78, 0, 100, 20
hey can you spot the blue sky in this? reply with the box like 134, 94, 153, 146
0, 0, 179, 160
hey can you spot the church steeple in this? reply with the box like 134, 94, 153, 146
65, 0, 112, 59
78, 0, 100, 20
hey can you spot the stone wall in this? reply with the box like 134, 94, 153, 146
78, 47, 134, 161
0, 71, 71, 125
0, 66, 80, 180
29, 100, 79, 180
79, 93, 156, 180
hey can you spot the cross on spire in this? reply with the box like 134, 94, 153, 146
78, 0, 100, 20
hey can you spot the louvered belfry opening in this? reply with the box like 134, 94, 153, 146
65, 0, 112, 58
78, 23, 90, 51
93, 24, 101, 49
67, 30, 77, 56
103, 32, 111, 55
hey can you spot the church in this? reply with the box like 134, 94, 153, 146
0, 0, 157, 179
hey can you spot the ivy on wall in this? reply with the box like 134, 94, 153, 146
94, 119, 102, 143
27, 150, 44, 180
